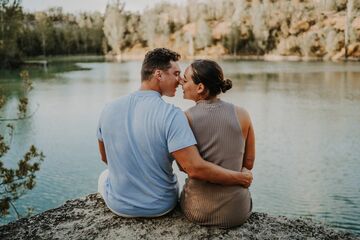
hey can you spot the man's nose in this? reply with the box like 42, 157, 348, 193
178, 76, 184, 85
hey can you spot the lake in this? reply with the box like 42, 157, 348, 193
0, 59, 359, 235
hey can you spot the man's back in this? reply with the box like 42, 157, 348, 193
97, 90, 196, 216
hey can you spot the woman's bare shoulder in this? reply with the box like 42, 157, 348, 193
234, 106, 251, 123
184, 111, 192, 126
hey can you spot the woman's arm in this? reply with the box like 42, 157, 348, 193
236, 107, 255, 170
243, 122, 255, 170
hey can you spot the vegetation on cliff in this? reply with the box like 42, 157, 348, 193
1, 0, 359, 67
103, 0, 360, 60
0, 70, 44, 218
0, 0, 104, 68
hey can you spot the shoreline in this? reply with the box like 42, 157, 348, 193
21, 53, 360, 64
105, 53, 360, 62
0, 193, 358, 239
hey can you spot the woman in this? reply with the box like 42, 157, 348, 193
179, 59, 255, 228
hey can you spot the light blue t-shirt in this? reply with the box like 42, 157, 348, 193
97, 90, 197, 216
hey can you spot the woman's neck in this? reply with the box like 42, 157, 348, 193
196, 95, 218, 103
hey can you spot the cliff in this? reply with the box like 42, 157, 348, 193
0, 193, 358, 240
103, 1, 360, 62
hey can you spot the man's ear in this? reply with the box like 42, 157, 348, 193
154, 70, 162, 81
197, 83, 206, 94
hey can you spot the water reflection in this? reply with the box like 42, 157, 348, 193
0, 60, 359, 235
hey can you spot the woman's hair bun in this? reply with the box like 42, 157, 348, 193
220, 79, 232, 93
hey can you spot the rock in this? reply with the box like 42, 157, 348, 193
353, 17, 360, 30
0, 193, 358, 240
277, 36, 300, 56
182, 23, 196, 37
348, 43, 358, 55
348, 43, 360, 58
332, 47, 345, 61
336, 0, 347, 11
239, 22, 251, 39
289, 20, 311, 35
323, 15, 346, 31
196, 44, 228, 58
324, 30, 345, 59
352, 17, 360, 41
281, 21, 290, 38
264, 54, 302, 61
212, 21, 231, 40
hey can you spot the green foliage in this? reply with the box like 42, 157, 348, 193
0, 0, 24, 68
2, 0, 359, 61
19, 8, 105, 57
0, 70, 44, 219
1, 3, 104, 66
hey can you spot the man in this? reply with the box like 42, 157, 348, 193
97, 48, 252, 217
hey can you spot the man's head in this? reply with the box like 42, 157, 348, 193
141, 48, 181, 97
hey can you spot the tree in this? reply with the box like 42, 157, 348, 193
0, 71, 44, 218
195, 18, 212, 50
103, 1, 126, 57
0, 0, 23, 68
345, 0, 354, 59
250, 0, 269, 54
139, 9, 157, 48
34, 12, 52, 57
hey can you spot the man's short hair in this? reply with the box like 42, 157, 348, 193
141, 48, 181, 81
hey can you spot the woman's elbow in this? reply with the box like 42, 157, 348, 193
244, 157, 255, 170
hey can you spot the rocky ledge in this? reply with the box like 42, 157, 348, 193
0, 193, 358, 240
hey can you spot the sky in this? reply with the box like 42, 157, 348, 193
22, 0, 187, 14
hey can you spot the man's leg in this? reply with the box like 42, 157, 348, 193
98, 169, 109, 198
97, 169, 136, 217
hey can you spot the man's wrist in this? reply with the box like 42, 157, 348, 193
238, 172, 245, 185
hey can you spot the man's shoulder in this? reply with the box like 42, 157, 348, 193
147, 97, 182, 114
98, 96, 130, 120
105, 95, 130, 108
162, 102, 184, 118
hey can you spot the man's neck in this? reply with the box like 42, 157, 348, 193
139, 79, 162, 95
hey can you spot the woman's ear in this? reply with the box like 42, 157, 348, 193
197, 83, 206, 94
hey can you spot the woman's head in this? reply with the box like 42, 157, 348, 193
181, 59, 232, 101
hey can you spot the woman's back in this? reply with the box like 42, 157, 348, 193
180, 99, 252, 227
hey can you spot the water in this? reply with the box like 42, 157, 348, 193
0, 59, 359, 235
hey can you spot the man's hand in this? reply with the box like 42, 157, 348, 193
239, 171, 253, 188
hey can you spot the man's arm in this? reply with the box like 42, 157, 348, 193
98, 140, 107, 164
172, 145, 252, 187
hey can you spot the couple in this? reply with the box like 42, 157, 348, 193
97, 48, 255, 228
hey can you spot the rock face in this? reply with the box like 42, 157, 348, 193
0, 194, 359, 240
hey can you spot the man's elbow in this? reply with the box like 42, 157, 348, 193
101, 157, 107, 164
187, 168, 197, 178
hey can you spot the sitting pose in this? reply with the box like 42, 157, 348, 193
180, 59, 255, 227
97, 49, 252, 218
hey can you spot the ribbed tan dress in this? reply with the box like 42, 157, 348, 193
180, 99, 252, 228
